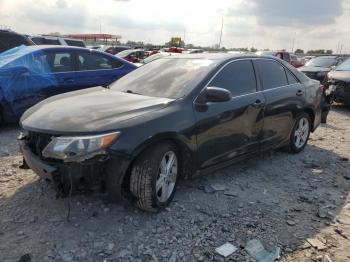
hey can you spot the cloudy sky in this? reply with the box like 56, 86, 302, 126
0, 0, 349, 52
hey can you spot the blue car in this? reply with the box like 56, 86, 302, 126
0, 45, 136, 124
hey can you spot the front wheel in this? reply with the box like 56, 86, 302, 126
289, 113, 311, 153
130, 142, 180, 212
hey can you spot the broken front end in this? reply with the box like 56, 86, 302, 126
329, 79, 350, 105
18, 131, 122, 196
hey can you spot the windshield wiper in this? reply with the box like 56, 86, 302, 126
123, 90, 142, 95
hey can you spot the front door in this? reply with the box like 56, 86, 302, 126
194, 59, 265, 169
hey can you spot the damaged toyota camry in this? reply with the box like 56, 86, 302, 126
19, 54, 323, 212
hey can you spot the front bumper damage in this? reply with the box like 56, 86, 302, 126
330, 81, 350, 104
18, 131, 127, 198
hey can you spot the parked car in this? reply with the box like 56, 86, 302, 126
290, 54, 304, 68
0, 45, 136, 124
104, 45, 131, 55
166, 47, 184, 53
0, 29, 34, 53
29, 35, 86, 47
134, 52, 181, 67
116, 49, 149, 63
298, 56, 343, 83
327, 58, 350, 105
256, 51, 302, 68
19, 53, 322, 211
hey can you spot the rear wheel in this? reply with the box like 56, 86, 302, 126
289, 113, 311, 153
130, 142, 179, 212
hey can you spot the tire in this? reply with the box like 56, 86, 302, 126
130, 142, 180, 212
289, 113, 311, 153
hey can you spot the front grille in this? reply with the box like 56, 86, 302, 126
26, 132, 54, 158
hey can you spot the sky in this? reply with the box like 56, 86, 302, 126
0, 0, 349, 52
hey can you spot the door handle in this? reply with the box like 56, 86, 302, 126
252, 99, 265, 108
62, 78, 74, 83
296, 90, 304, 96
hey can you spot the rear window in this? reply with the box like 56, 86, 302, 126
0, 32, 32, 53
65, 39, 85, 47
43, 38, 60, 45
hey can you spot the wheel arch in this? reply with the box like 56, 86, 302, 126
118, 133, 195, 197
303, 107, 315, 131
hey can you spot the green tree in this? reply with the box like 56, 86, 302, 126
295, 49, 304, 54
250, 47, 258, 52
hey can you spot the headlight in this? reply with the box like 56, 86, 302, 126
317, 72, 326, 78
42, 132, 120, 161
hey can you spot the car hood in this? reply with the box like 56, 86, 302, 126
328, 70, 350, 83
21, 87, 173, 134
298, 66, 330, 73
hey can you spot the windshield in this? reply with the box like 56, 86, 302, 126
305, 57, 337, 68
143, 53, 166, 64
110, 58, 217, 99
336, 58, 350, 71
117, 49, 136, 57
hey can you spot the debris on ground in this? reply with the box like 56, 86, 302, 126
245, 239, 280, 262
286, 220, 296, 226
322, 254, 333, 262
215, 242, 237, 258
17, 254, 31, 262
306, 238, 327, 250
334, 228, 349, 239
1, 108, 350, 261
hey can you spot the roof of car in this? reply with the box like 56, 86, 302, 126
161, 52, 271, 62
0, 45, 115, 68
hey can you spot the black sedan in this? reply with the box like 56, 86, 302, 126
298, 56, 343, 83
328, 58, 350, 105
19, 54, 323, 211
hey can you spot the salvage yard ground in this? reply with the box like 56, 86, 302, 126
1, 106, 350, 262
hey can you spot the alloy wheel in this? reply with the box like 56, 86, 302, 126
156, 151, 178, 202
294, 117, 310, 149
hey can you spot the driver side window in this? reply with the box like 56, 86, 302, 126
209, 60, 257, 97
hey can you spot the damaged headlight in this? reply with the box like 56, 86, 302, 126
42, 132, 120, 161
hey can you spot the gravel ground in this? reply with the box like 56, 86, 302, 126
1, 106, 350, 262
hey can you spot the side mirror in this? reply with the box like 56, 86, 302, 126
330, 65, 336, 71
202, 87, 232, 103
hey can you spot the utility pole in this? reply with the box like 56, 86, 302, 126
336, 41, 340, 54
218, 17, 224, 48
183, 29, 186, 43
99, 17, 102, 34
291, 32, 296, 52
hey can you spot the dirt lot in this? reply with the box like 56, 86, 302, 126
1, 106, 350, 262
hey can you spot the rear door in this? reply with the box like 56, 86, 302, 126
254, 58, 305, 150
74, 51, 124, 88
194, 59, 265, 169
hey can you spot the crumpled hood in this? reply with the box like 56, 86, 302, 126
21, 87, 173, 134
328, 70, 350, 83
298, 66, 330, 73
